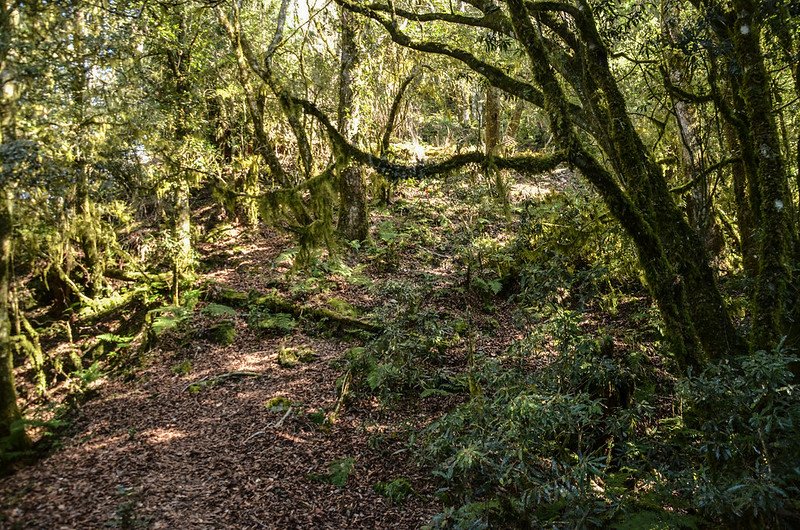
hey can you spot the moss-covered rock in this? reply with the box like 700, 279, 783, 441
207, 320, 236, 345
277, 346, 317, 367
326, 297, 357, 317
213, 287, 249, 307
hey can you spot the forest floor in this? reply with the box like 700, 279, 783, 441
0, 173, 573, 529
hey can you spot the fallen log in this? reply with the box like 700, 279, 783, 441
209, 286, 382, 335
183, 370, 261, 392
105, 268, 174, 284
76, 287, 148, 323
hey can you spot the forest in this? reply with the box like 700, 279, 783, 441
1, 0, 799, 527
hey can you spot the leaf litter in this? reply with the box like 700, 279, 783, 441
0, 177, 550, 528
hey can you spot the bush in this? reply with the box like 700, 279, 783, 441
672, 347, 800, 525
343, 286, 459, 402
420, 336, 800, 528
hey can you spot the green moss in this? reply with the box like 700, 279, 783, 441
326, 297, 357, 317
171, 360, 192, 375
214, 287, 249, 307
265, 396, 293, 411
277, 346, 317, 368
208, 320, 236, 345
250, 312, 296, 335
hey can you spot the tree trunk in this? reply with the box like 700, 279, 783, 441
507, 0, 743, 366
661, 0, 713, 249
336, 7, 368, 242
484, 85, 509, 212
724, 122, 758, 276
0, 0, 29, 462
173, 181, 192, 303
72, 8, 103, 297
484, 85, 500, 157
0, 186, 30, 463
729, 1, 796, 349
169, 10, 194, 305
503, 99, 524, 155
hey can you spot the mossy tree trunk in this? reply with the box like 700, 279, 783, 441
503, 98, 524, 155
71, 7, 103, 297
0, 0, 30, 459
724, 122, 759, 276
336, 7, 368, 243
717, 0, 797, 349
0, 187, 29, 460
508, 0, 744, 365
0, 0, 30, 450
167, 10, 195, 305
727, 0, 797, 349
484, 85, 500, 157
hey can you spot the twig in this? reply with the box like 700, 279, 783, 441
421, 247, 451, 260
243, 430, 266, 443
272, 406, 293, 428
328, 370, 352, 424
242, 406, 293, 443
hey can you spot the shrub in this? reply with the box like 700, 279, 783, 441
421, 336, 800, 528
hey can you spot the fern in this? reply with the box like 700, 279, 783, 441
149, 305, 193, 335
201, 303, 237, 317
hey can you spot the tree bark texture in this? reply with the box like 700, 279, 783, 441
168, 9, 195, 303
336, 7, 368, 242
727, 0, 796, 349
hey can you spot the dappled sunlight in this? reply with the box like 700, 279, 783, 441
274, 431, 310, 445
139, 427, 187, 445
8, 0, 795, 525
220, 349, 277, 373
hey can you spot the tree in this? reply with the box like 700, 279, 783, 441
319, 0, 798, 367
336, 7, 368, 242
0, 0, 30, 463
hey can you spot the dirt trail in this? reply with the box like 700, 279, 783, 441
1, 176, 550, 528
1, 231, 442, 529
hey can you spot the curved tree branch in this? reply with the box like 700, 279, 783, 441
293, 94, 565, 180
380, 65, 427, 156
334, 0, 592, 131
365, 2, 514, 35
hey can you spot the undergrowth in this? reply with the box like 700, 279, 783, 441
342, 183, 800, 528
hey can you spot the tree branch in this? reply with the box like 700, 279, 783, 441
364, 2, 514, 35
670, 157, 741, 194
381, 65, 426, 156
293, 94, 565, 180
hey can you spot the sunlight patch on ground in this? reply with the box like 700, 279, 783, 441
75, 434, 127, 453
274, 432, 309, 444
511, 182, 551, 200
222, 350, 277, 373
141, 427, 187, 445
